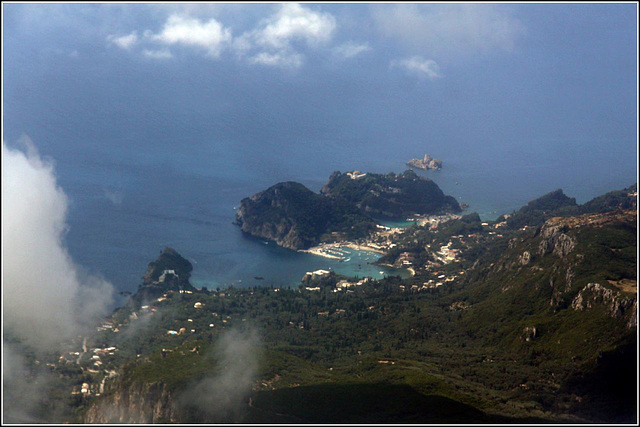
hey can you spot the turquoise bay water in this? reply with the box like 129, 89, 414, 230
191, 247, 409, 290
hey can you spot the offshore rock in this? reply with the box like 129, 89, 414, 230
406, 154, 443, 171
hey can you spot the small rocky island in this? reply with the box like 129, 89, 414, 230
407, 154, 442, 171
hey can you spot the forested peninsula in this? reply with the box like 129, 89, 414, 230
235, 169, 461, 250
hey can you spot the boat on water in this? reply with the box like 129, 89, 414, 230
254, 276, 264, 280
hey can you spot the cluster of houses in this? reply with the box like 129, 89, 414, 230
316, 308, 347, 317
368, 228, 402, 252
69, 342, 119, 397
302, 270, 380, 293
96, 320, 119, 332
304, 269, 330, 279
332, 277, 372, 293
398, 270, 463, 292
434, 242, 460, 264
166, 310, 236, 336
417, 213, 461, 229
71, 369, 117, 397
87, 346, 117, 369
394, 251, 415, 267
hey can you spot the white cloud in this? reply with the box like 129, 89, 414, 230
391, 56, 441, 80
107, 31, 138, 50
332, 41, 371, 59
373, 4, 524, 56
2, 138, 114, 350
230, 32, 253, 57
179, 328, 261, 420
235, 3, 337, 68
249, 51, 303, 68
149, 14, 232, 57
254, 3, 336, 49
142, 49, 173, 59
105, 4, 341, 68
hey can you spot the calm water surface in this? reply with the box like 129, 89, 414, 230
56, 138, 635, 297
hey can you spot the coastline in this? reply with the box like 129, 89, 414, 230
298, 244, 344, 260
298, 213, 462, 264
299, 241, 386, 260
340, 242, 385, 254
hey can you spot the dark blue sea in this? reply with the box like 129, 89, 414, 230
3, 47, 635, 297
46, 135, 634, 299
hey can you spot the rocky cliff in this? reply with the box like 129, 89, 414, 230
84, 381, 181, 423
463, 209, 636, 345
235, 181, 376, 250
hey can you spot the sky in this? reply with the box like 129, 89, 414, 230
2, 2, 637, 166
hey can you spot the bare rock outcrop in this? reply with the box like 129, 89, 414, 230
538, 223, 576, 258
85, 381, 181, 423
571, 283, 636, 328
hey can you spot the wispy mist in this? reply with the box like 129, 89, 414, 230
2, 342, 46, 423
180, 327, 261, 421
2, 138, 115, 349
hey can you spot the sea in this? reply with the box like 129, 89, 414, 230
42, 133, 635, 303
2, 3, 637, 309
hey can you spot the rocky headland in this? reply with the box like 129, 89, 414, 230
234, 181, 376, 250
236, 170, 461, 250
131, 247, 197, 306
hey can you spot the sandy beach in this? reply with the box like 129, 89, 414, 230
298, 244, 344, 260
299, 241, 385, 260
